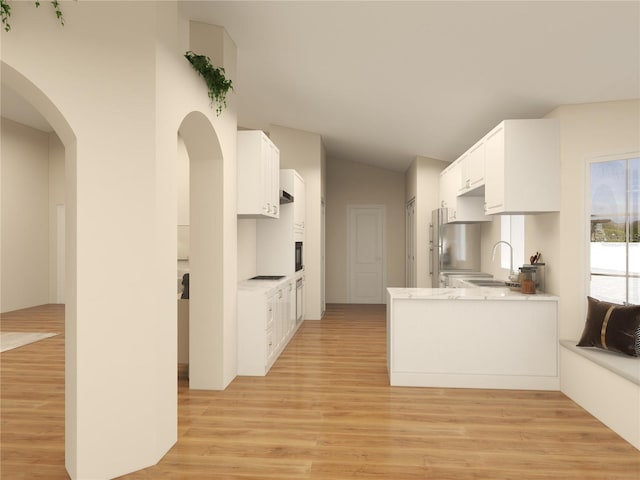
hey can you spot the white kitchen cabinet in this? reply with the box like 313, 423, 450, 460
281, 169, 305, 241
459, 140, 485, 194
238, 279, 299, 376
440, 161, 489, 223
439, 161, 460, 222
484, 119, 560, 215
257, 170, 305, 275
237, 130, 280, 218
293, 175, 305, 241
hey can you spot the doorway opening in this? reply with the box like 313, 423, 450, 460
347, 205, 386, 304
176, 111, 225, 390
1, 60, 76, 476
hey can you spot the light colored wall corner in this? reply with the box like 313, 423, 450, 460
48, 131, 65, 304
326, 156, 405, 303
269, 124, 324, 319
188, 21, 238, 83
414, 156, 448, 287
186, 21, 239, 389
480, 217, 502, 278
3, 3, 239, 478
237, 219, 257, 281
536, 100, 640, 340
1, 119, 50, 312
405, 158, 417, 202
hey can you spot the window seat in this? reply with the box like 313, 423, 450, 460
559, 340, 640, 385
559, 339, 640, 450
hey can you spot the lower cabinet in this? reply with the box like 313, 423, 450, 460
238, 280, 298, 376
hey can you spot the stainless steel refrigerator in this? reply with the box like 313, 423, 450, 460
430, 208, 482, 287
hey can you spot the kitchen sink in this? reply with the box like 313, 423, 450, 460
466, 279, 508, 287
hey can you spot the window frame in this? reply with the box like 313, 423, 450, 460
585, 151, 639, 306
500, 215, 524, 272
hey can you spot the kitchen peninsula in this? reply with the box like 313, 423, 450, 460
387, 287, 559, 390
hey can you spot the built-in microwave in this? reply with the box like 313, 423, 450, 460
295, 241, 303, 272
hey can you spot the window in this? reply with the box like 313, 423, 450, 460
588, 155, 639, 305
500, 215, 524, 271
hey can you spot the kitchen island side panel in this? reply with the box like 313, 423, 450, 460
388, 295, 559, 390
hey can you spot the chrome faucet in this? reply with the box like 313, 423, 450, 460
491, 241, 517, 280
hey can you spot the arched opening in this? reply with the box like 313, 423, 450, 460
177, 111, 226, 390
1, 61, 77, 475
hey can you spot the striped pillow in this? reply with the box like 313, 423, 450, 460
577, 297, 640, 357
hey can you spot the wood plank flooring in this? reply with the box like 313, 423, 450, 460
2, 303, 639, 479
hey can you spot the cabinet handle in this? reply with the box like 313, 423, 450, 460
466, 179, 470, 188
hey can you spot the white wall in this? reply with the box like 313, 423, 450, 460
1, 119, 50, 312
269, 125, 325, 319
480, 100, 640, 338
48, 131, 65, 303
405, 156, 448, 287
2, 3, 239, 478
528, 100, 640, 340
479, 217, 500, 278
237, 219, 257, 281
326, 156, 406, 302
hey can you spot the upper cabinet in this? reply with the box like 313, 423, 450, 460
459, 140, 485, 195
237, 130, 280, 218
440, 160, 488, 223
483, 119, 560, 215
281, 169, 305, 236
439, 161, 460, 222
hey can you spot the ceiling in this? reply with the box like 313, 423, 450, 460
3, 1, 639, 172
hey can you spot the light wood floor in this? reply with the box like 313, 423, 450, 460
1, 304, 639, 479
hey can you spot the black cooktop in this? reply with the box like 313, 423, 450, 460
250, 275, 286, 280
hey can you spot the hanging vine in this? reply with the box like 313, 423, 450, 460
1, 0, 64, 32
184, 51, 234, 116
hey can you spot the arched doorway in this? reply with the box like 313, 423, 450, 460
177, 111, 226, 390
1, 60, 78, 474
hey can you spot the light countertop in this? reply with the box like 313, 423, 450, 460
238, 270, 304, 293
387, 287, 559, 301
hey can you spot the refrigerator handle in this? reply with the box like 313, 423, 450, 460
428, 223, 434, 275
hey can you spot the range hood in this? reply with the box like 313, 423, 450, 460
279, 190, 294, 204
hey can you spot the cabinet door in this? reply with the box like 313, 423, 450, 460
467, 142, 485, 188
238, 131, 279, 218
266, 325, 274, 361
269, 141, 280, 217
294, 174, 305, 231
266, 294, 276, 362
287, 279, 298, 327
261, 135, 273, 217
276, 288, 285, 350
458, 153, 470, 192
484, 125, 505, 213
439, 162, 460, 221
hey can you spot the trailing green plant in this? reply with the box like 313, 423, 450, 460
1, 0, 64, 32
184, 51, 233, 116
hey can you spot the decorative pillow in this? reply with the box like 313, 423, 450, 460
577, 296, 640, 357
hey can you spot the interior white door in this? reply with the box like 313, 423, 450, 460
348, 206, 385, 304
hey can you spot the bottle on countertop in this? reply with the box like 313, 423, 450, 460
519, 267, 536, 294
